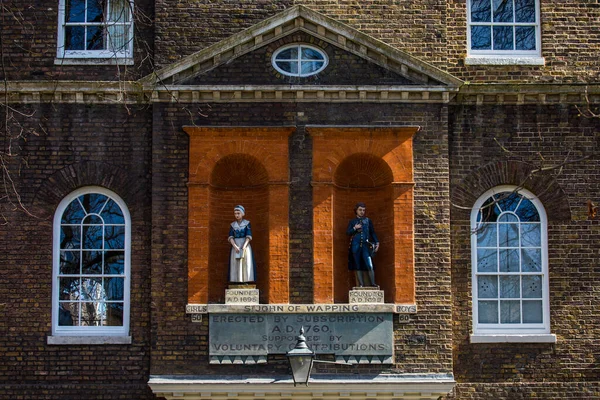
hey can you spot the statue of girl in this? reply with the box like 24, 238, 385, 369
228, 205, 256, 283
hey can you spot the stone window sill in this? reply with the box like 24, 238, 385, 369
47, 335, 132, 345
470, 334, 556, 343
465, 56, 545, 66
54, 58, 134, 66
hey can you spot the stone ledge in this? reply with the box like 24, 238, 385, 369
186, 303, 417, 314
47, 335, 132, 345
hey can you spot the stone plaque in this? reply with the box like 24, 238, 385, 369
225, 288, 259, 304
349, 288, 384, 304
209, 313, 393, 364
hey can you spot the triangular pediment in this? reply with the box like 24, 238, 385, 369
140, 6, 463, 89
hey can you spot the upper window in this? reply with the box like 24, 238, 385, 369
471, 187, 551, 340
52, 187, 130, 337
467, 0, 540, 57
272, 44, 328, 77
57, 0, 133, 60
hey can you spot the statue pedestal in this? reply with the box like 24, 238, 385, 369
349, 287, 384, 304
225, 286, 259, 304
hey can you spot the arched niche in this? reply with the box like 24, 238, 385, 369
309, 126, 417, 305
209, 154, 270, 303
185, 127, 293, 305
333, 153, 394, 302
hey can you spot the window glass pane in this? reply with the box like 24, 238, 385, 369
105, 226, 125, 249
498, 213, 518, 223
80, 193, 108, 214
477, 223, 496, 247
105, 303, 124, 326
276, 61, 298, 74
301, 61, 324, 74
60, 251, 80, 275
58, 302, 77, 326
521, 223, 540, 247
100, 200, 125, 224
496, 192, 520, 212
108, 0, 130, 22
522, 300, 543, 323
478, 198, 500, 222
82, 250, 103, 274
302, 47, 325, 60
65, 26, 85, 50
515, 198, 540, 221
478, 300, 498, 323
522, 275, 543, 298
277, 48, 298, 59
81, 277, 105, 301
66, 0, 85, 22
83, 214, 103, 224
493, 0, 513, 22
80, 302, 102, 326
60, 277, 80, 299
61, 200, 85, 224
105, 252, 125, 274
478, 275, 498, 298
477, 249, 497, 272
471, 26, 492, 50
493, 26, 514, 50
500, 275, 520, 298
107, 24, 129, 51
516, 26, 536, 50
521, 248, 541, 272
499, 223, 518, 247
87, 0, 104, 23
499, 248, 520, 272
500, 300, 520, 323
471, 0, 491, 22
105, 277, 124, 301
82, 224, 103, 249
87, 26, 105, 50
60, 225, 81, 249
515, 0, 535, 22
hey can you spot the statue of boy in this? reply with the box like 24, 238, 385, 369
346, 202, 379, 287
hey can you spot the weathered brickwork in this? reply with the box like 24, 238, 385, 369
0, 0, 155, 81
0, 104, 153, 398
448, 104, 600, 398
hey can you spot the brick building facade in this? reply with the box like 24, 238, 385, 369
1, 1, 598, 399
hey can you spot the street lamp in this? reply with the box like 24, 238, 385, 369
286, 327, 315, 386
287, 327, 356, 386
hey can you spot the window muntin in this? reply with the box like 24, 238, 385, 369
471, 187, 549, 335
467, 0, 540, 55
272, 44, 328, 77
53, 188, 130, 336
57, 0, 133, 59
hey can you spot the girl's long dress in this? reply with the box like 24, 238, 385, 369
228, 220, 256, 283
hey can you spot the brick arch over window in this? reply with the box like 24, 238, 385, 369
32, 161, 143, 218
309, 126, 418, 304
451, 160, 571, 222
185, 127, 294, 305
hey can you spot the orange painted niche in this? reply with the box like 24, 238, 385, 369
309, 126, 417, 304
185, 127, 294, 305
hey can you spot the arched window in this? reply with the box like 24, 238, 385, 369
471, 186, 554, 342
52, 187, 130, 338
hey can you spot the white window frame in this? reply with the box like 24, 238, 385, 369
56, 0, 134, 64
272, 44, 328, 77
470, 186, 555, 343
50, 187, 131, 342
466, 0, 544, 65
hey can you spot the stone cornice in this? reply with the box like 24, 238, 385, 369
2, 81, 600, 105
